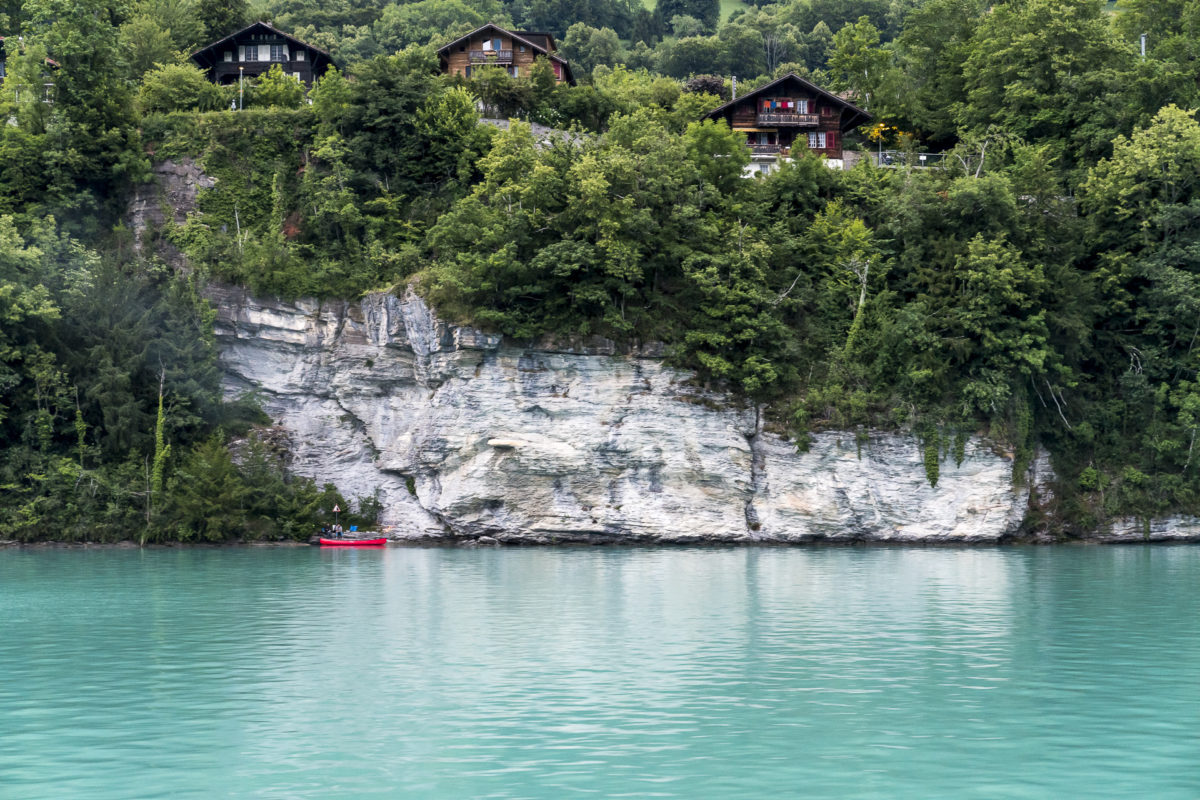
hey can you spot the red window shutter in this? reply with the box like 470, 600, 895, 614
828, 130, 839, 151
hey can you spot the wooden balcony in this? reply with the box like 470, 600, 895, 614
213, 60, 313, 82
749, 144, 790, 158
469, 50, 513, 64
756, 112, 818, 126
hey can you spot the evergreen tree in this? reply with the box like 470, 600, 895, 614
197, 0, 248, 41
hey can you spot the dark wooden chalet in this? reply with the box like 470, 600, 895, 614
437, 24, 575, 85
705, 73, 871, 171
191, 22, 333, 86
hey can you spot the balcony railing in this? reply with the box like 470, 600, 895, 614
749, 144, 791, 158
216, 60, 309, 73
871, 150, 947, 168
469, 50, 513, 64
756, 112, 818, 126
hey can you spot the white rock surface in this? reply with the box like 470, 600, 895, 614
210, 284, 1037, 543
1095, 517, 1200, 543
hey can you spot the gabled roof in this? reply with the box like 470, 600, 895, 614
513, 31, 558, 51
190, 21, 333, 66
705, 73, 872, 131
437, 23, 575, 85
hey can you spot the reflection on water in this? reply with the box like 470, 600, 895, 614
1, 546, 1198, 798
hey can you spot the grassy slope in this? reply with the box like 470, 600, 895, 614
642, 0, 751, 21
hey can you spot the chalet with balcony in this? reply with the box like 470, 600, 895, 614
437, 24, 575, 85
191, 22, 333, 86
705, 73, 870, 173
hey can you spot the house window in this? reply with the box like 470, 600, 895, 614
808, 132, 827, 149
296, 50, 305, 62
519, 45, 526, 52
465, 65, 472, 77
820, 104, 833, 116
508, 65, 519, 77
223, 51, 233, 62
238, 45, 245, 61
270, 44, 286, 61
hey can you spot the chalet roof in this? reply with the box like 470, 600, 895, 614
705, 73, 872, 131
513, 31, 558, 50
190, 21, 333, 65
437, 23, 574, 84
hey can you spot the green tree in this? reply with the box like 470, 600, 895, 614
163, 434, 251, 541
657, 0, 718, 33
119, 14, 180, 80
658, 36, 728, 78
253, 63, 305, 108
138, 63, 225, 113
373, 0, 506, 52
893, 0, 983, 143
310, 65, 352, 133
197, 0, 247, 40
959, 0, 1137, 172
20, 0, 147, 227
559, 23, 623, 77
827, 16, 896, 113
678, 238, 800, 400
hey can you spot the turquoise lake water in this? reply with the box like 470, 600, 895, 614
1, 545, 1198, 798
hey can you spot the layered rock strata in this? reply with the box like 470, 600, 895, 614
212, 284, 1036, 543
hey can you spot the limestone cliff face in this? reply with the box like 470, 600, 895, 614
211, 284, 1037, 543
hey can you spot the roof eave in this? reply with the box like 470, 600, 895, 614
704, 72, 871, 129
437, 23, 556, 60
190, 21, 334, 64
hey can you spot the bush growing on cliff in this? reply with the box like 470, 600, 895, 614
138, 64, 227, 115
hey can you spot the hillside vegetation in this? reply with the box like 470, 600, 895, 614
3, 0, 1200, 540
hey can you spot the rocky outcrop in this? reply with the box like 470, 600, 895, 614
127, 158, 215, 267
1093, 517, 1200, 543
211, 284, 1037, 543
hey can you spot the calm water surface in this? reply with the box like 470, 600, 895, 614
1, 545, 1198, 798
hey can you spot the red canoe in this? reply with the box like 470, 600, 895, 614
319, 538, 387, 547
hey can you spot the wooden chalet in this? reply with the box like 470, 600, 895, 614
191, 22, 333, 86
705, 73, 871, 172
437, 24, 575, 85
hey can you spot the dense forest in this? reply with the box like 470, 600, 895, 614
3, 0, 1200, 541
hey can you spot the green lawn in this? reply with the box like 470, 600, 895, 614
720, 0, 750, 20
641, 0, 751, 22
